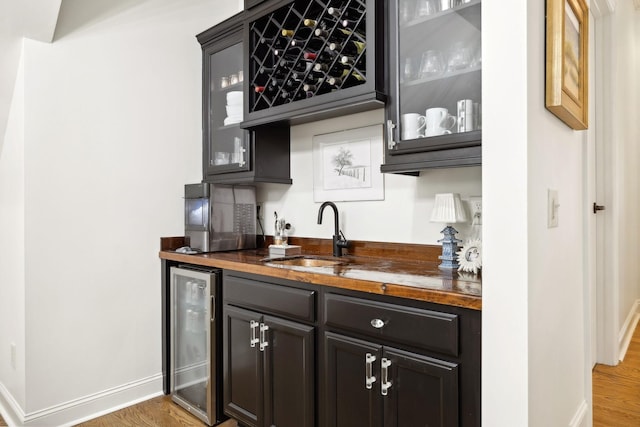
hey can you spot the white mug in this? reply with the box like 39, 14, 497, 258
401, 113, 426, 140
425, 107, 456, 136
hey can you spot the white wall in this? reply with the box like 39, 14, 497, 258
257, 109, 482, 245
526, 0, 588, 424
0, 45, 26, 418
481, 0, 530, 424
0, 0, 241, 423
614, 0, 640, 346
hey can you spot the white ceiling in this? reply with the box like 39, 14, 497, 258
0, 0, 61, 148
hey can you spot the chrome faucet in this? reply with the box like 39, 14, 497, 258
317, 201, 349, 257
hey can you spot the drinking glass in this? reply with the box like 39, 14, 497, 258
416, 0, 438, 17
401, 55, 419, 83
419, 50, 445, 78
446, 42, 471, 72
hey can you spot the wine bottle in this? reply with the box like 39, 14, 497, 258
303, 83, 318, 92
282, 27, 314, 39
279, 59, 313, 73
327, 72, 365, 87
280, 90, 306, 101
340, 21, 366, 41
291, 37, 325, 50
318, 65, 364, 80
270, 77, 295, 89
340, 55, 356, 65
327, 6, 365, 20
260, 36, 287, 50
255, 85, 276, 95
258, 65, 275, 75
303, 51, 335, 63
303, 18, 318, 28
329, 40, 366, 56
273, 46, 306, 64
314, 27, 362, 43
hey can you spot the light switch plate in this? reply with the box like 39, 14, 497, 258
548, 189, 559, 228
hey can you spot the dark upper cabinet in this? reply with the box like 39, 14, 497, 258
197, 13, 292, 185
381, 0, 482, 173
245, 0, 266, 10
240, 0, 387, 129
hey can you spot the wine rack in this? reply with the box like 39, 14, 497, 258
248, 0, 369, 113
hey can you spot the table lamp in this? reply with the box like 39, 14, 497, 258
430, 193, 468, 269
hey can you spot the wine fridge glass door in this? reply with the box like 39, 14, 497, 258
170, 267, 214, 425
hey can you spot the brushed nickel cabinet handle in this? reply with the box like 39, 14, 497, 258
250, 320, 259, 348
387, 120, 397, 149
365, 353, 377, 389
381, 358, 392, 396
259, 323, 269, 352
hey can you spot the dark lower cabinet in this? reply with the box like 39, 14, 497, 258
324, 333, 383, 427
322, 291, 479, 427
383, 347, 458, 427
220, 271, 480, 427
324, 332, 459, 427
223, 306, 261, 426
222, 273, 316, 427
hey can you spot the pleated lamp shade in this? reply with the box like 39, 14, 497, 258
430, 193, 468, 223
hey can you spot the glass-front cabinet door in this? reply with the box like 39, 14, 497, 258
382, 0, 482, 173
203, 24, 250, 180
198, 13, 292, 185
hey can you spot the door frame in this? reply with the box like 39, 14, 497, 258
587, 0, 618, 369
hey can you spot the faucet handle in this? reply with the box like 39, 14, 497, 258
338, 230, 349, 247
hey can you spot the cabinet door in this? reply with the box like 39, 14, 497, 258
263, 315, 315, 427
203, 29, 251, 180
382, 0, 482, 172
382, 347, 459, 427
223, 305, 262, 427
324, 332, 383, 427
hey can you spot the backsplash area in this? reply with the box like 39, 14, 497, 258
256, 109, 482, 245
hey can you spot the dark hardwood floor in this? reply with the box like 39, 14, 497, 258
0, 413, 6, 426
73, 396, 236, 427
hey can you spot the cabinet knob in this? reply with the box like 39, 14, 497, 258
370, 318, 385, 329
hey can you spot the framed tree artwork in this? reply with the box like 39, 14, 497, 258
312, 125, 384, 202
545, 0, 589, 130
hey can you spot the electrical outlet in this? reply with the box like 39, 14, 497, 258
469, 196, 482, 224
469, 196, 482, 215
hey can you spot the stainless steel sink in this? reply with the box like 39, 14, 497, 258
265, 256, 343, 268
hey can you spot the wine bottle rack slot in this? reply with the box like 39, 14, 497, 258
249, 0, 368, 112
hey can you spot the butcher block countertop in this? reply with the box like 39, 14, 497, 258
159, 236, 482, 310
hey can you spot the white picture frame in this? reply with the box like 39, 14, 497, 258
312, 125, 385, 202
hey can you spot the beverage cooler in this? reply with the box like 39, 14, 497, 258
170, 266, 223, 426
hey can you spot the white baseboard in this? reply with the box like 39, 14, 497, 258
619, 299, 640, 361
0, 382, 23, 427
568, 400, 589, 427
0, 374, 163, 427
